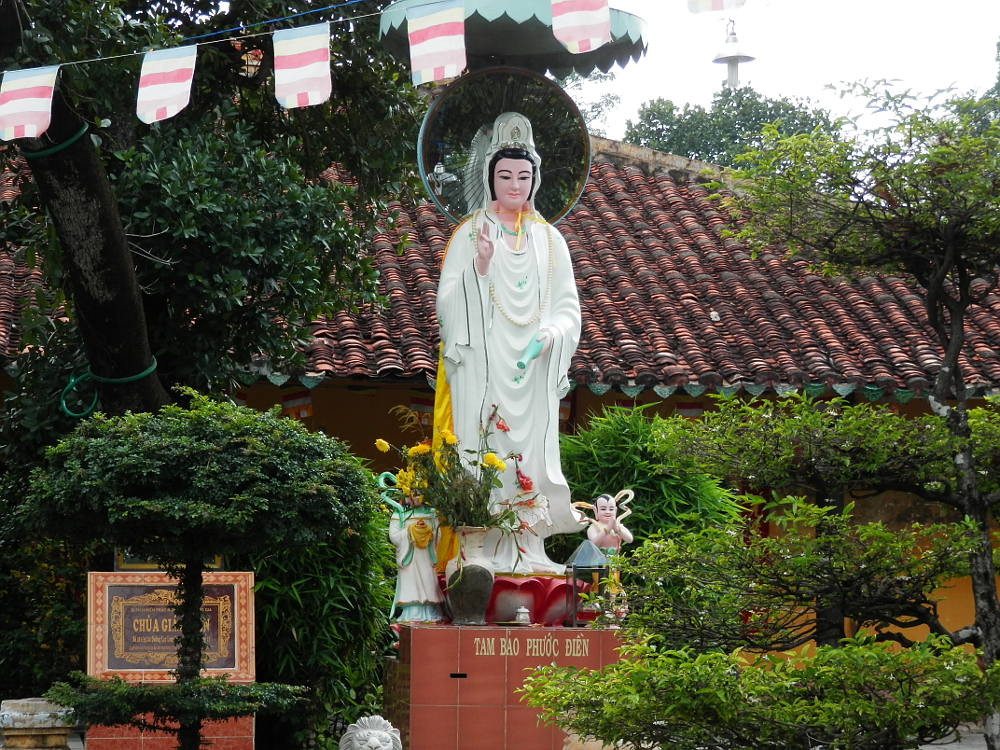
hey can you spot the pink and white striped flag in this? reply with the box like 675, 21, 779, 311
688, 0, 747, 12
0, 65, 60, 141
282, 388, 313, 420
273, 22, 332, 109
136, 46, 198, 124
406, 0, 465, 86
551, 0, 611, 54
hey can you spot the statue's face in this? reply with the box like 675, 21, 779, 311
596, 497, 617, 523
492, 158, 533, 213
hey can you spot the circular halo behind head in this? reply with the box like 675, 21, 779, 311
418, 67, 591, 225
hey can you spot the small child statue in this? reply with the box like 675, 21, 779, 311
573, 489, 635, 556
380, 472, 445, 623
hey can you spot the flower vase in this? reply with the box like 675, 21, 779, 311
445, 526, 495, 626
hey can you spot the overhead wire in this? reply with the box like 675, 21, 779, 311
49, 1, 380, 70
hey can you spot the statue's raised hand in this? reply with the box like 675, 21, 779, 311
475, 223, 494, 276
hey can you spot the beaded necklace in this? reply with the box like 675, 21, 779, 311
476, 212, 554, 327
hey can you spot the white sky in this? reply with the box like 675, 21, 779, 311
587, 0, 1000, 139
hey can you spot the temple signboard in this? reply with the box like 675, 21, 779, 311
87, 571, 254, 683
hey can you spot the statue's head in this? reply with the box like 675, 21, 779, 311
593, 493, 617, 523
339, 716, 402, 750
479, 112, 542, 209
488, 147, 537, 213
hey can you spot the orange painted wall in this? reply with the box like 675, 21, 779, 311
0, 367, 986, 639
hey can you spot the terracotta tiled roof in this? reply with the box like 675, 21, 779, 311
0, 152, 30, 205
0, 244, 44, 363
4, 139, 1000, 399
308, 138, 1000, 400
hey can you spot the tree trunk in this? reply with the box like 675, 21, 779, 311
0, 0, 171, 417
815, 494, 846, 647
960, 448, 1000, 750
18, 94, 171, 416
173, 557, 207, 750
932, 312, 1000, 750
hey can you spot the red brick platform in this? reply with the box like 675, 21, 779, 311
86, 715, 254, 750
385, 624, 622, 750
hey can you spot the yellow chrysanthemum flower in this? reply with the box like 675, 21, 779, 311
439, 429, 458, 445
408, 443, 431, 457
375, 438, 390, 453
483, 452, 507, 472
395, 468, 415, 495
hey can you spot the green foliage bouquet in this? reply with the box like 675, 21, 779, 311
377, 406, 534, 532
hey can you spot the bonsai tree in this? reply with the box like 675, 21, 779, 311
523, 500, 997, 750
524, 634, 1000, 750
23, 392, 382, 750
620, 499, 977, 653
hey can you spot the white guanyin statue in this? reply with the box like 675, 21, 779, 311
434, 111, 585, 574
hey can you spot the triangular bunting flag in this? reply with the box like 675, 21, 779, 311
675, 401, 705, 418
551, 0, 611, 55
406, 0, 466, 85
688, 0, 747, 12
410, 391, 435, 428
273, 22, 332, 109
282, 387, 314, 420
0, 65, 60, 141
136, 46, 198, 124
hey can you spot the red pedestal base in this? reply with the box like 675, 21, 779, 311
385, 624, 621, 750
86, 715, 254, 750
484, 575, 578, 625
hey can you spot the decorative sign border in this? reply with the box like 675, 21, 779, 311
88, 571, 254, 683
113, 549, 224, 571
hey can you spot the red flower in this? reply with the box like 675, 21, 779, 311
517, 469, 533, 492
496, 417, 510, 432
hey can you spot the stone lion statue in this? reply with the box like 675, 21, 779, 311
339, 716, 402, 750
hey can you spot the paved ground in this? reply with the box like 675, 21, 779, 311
4, 728, 982, 748
922, 732, 989, 750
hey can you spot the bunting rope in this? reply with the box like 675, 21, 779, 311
0, 0, 614, 139
54, 0, 376, 70
0, 0, 380, 138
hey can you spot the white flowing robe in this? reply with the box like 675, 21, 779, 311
437, 210, 583, 573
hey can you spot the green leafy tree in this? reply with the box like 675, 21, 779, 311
524, 499, 994, 750
622, 500, 976, 652
672, 394, 954, 505
623, 86, 838, 166
726, 84, 1000, 747
23, 393, 390, 750
556, 71, 621, 137
524, 636, 1000, 750
0, 0, 420, 419
664, 394, 1000, 646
